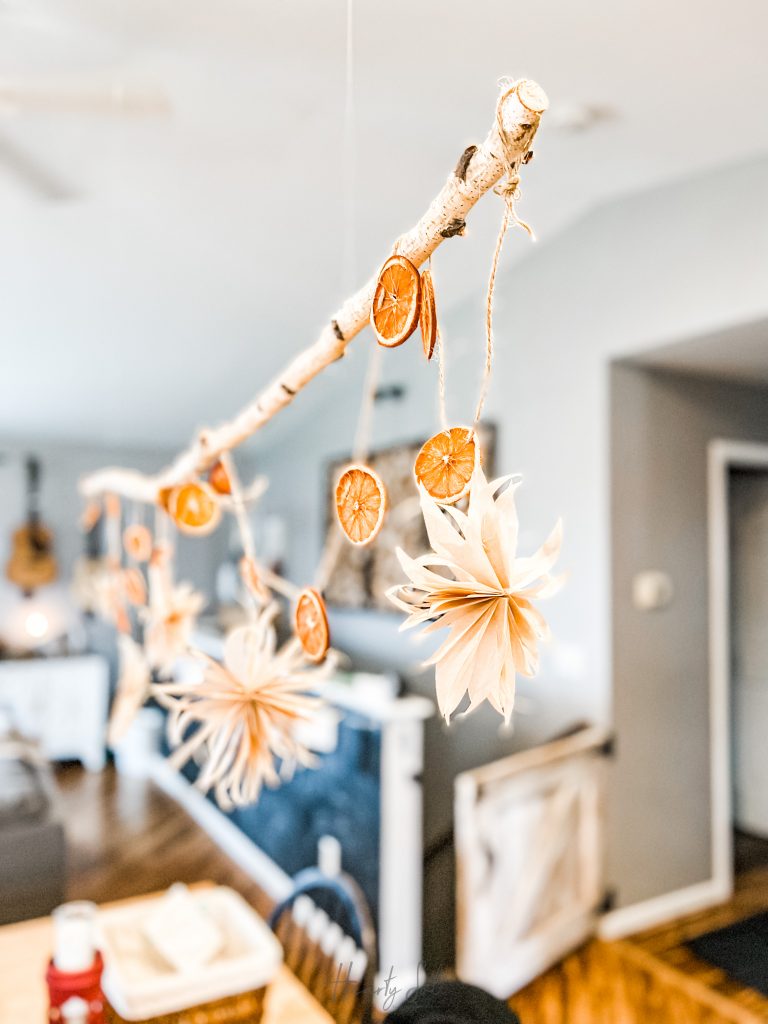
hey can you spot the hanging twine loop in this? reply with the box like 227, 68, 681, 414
473, 81, 536, 427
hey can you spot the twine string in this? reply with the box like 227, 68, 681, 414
313, 339, 383, 593
341, 0, 356, 294
473, 81, 535, 428
352, 342, 383, 462
431, 257, 449, 431
313, 0, 384, 595
220, 451, 299, 610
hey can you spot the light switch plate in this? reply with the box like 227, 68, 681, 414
632, 570, 674, 611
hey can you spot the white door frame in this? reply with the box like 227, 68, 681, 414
600, 438, 767, 939
709, 440, 768, 876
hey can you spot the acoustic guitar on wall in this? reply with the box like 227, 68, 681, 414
6, 456, 58, 593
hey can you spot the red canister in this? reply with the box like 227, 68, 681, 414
46, 951, 105, 1023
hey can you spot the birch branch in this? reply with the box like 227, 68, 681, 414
80, 80, 548, 503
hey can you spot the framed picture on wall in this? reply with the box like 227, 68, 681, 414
323, 423, 497, 611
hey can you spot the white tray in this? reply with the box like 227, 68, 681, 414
98, 886, 282, 1021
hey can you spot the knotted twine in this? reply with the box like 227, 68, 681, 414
472, 80, 536, 428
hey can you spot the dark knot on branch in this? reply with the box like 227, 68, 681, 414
440, 218, 467, 239
454, 145, 478, 182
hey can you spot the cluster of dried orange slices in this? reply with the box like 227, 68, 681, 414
335, 464, 386, 546
294, 587, 330, 664
370, 254, 438, 361
154, 457, 238, 538
414, 426, 479, 505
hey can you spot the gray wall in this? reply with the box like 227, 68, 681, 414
609, 365, 768, 908
0, 437, 227, 647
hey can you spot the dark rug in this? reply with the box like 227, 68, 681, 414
687, 911, 768, 997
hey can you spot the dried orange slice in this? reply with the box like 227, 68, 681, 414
105, 493, 121, 520
123, 524, 152, 562
370, 255, 421, 348
81, 500, 102, 532
115, 602, 131, 635
414, 426, 479, 504
157, 486, 174, 512
419, 268, 437, 360
295, 587, 330, 663
168, 480, 221, 536
208, 460, 232, 495
123, 567, 147, 606
239, 556, 270, 603
335, 464, 386, 545
150, 542, 171, 568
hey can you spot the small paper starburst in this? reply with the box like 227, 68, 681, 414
388, 467, 563, 723
153, 607, 332, 808
108, 634, 151, 746
72, 557, 131, 633
143, 555, 204, 675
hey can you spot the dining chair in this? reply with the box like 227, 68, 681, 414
269, 866, 377, 1024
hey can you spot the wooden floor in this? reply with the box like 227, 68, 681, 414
55, 761, 272, 919
54, 764, 768, 1023
511, 866, 768, 1024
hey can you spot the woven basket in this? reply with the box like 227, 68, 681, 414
105, 986, 266, 1024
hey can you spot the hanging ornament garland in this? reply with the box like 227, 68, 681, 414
79, 77, 551, 804
377, 81, 560, 724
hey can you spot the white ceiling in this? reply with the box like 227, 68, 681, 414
1, 0, 767, 448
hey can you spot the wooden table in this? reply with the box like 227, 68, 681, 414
0, 894, 333, 1024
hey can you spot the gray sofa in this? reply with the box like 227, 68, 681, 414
0, 743, 66, 924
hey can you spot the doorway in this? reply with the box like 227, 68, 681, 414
709, 439, 768, 897
728, 465, 768, 874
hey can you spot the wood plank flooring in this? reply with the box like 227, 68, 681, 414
54, 761, 272, 919
53, 764, 768, 1023
510, 866, 768, 1024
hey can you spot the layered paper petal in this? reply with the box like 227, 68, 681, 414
387, 466, 562, 723
153, 607, 332, 809
108, 634, 151, 745
142, 565, 205, 676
